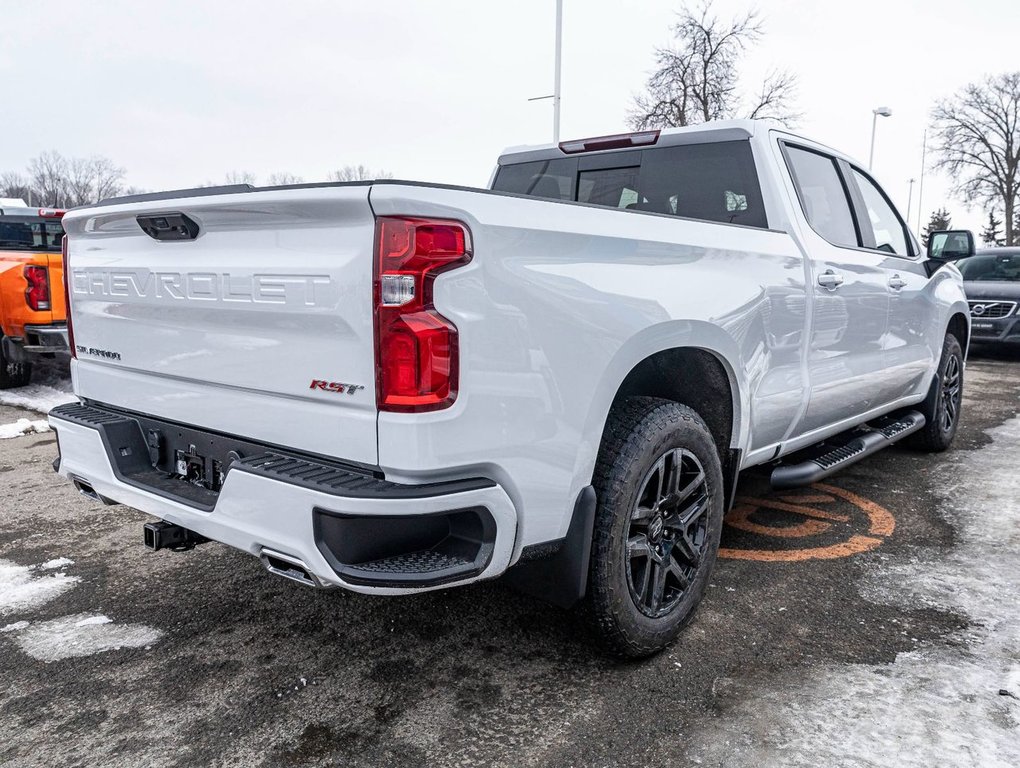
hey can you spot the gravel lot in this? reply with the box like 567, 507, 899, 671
2, 352, 1018, 767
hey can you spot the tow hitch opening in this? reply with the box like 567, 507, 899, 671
143, 520, 209, 552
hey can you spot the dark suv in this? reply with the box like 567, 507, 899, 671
960, 248, 1020, 347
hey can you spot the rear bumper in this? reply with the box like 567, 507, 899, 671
1, 324, 69, 359
49, 404, 518, 595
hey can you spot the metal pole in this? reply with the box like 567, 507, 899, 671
916, 130, 927, 233
553, 0, 563, 142
868, 112, 878, 170
906, 178, 915, 225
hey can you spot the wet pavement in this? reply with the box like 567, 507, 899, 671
1, 351, 1018, 767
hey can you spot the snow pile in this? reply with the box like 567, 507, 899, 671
0, 418, 51, 439
6, 612, 163, 662
0, 559, 79, 615
0, 383, 75, 416
39, 557, 74, 570
0, 353, 73, 415
687, 418, 1020, 767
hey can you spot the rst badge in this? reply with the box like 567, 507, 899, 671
310, 380, 365, 396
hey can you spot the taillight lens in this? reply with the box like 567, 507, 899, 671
374, 217, 472, 412
62, 235, 75, 359
24, 265, 51, 311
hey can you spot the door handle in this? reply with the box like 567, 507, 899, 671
888, 275, 908, 290
817, 270, 844, 290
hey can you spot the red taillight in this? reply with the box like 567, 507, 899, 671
374, 217, 472, 412
38, 208, 66, 219
24, 265, 51, 311
62, 236, 75, 359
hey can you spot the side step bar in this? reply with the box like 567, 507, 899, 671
771, 410, 925, 490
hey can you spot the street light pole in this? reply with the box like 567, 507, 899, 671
869, 106, 892, 170
553, 0, 563, 142
906, 178, 916, 225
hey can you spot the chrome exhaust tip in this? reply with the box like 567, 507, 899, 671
259, 548, 320, 588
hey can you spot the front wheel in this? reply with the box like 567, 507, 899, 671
907, 332, 964, 453
587, 397, 724, 658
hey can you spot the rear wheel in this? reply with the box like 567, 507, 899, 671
0, 338, 32, 389
587, 397, 724, 658
907, 332, 963, 452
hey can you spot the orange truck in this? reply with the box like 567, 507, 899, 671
0, 200, 68, 388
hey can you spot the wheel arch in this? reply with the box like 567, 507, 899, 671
574, 321, 748, 512
947, 310, 970, 357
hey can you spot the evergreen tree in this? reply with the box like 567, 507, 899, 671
980, 211, 1004, 246
921, 208, 953, 248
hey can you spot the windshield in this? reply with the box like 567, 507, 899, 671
0, 216, 65, 252
958, 253, 1020, 282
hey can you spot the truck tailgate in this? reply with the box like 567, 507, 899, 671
61, 186, 379, 465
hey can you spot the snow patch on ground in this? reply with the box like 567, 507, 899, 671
38, 557, 74, 570
687, 418, 1020, 767
0, 418, 51, 439
0, 559, 79, 616
0, 383, 75, 416
2, 620, 30, 633
7, 612, 162, 662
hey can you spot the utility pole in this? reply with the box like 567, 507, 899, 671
906, 178, 916, 226
916, 130, 927, 234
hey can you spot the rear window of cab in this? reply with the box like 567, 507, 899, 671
491, 140, 768, 229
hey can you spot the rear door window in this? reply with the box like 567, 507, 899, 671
783, 145, 859, 249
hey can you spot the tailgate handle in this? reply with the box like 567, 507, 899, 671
137, 213, 200, 241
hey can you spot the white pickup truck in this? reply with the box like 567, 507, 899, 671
51, 120, 970, 656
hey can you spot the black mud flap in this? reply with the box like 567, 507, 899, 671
501, 486, 596, 609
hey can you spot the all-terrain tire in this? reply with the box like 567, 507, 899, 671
0, 337, 32, 389
906, 332, 964, 453
587, 397, 725, 658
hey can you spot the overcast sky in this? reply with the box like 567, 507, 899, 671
2, 0, 1016, 234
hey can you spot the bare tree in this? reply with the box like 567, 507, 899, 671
224, 171, 258, 185
64, 157, 98, 207
266, 172, 304, 186
930, 72, 1020, 245
93, 157, 126, 202
27, 151, 69, 206
328, 165, 393, 182
629, 1, 799, 130
0, 172, 33, 203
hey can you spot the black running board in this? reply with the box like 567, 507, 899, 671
770, 410, 926, 490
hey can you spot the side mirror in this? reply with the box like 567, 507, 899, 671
927, 230, 975, 262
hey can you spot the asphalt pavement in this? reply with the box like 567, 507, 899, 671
1, 351, 1018, 767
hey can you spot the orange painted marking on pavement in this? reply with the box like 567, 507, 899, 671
735, 496, 851, 523
779, 493, 835, 504
720, 483, 896, 562
813, 483, 896, 537
725, 503, 832, 539
719, 535, 885, 562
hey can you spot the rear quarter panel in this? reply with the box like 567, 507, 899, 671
369, 185, 806, 550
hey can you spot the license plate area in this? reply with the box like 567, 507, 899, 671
72, 401, 376, 511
